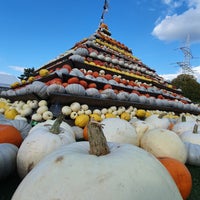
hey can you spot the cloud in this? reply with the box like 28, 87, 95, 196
160, 65, 200, 82
9, 66, 25, 73
152, 0, 200, 43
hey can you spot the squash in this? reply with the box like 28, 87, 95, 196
46, 84, 65, 95
74, 114, 90, 128
39, 69, 49, 77
101, 118, 139, 146
65, 84, 86, 95
180, 123, 200, 145
4, 108, 19, 120
0, 143, 18, 180
17, 114, 76, 179
158, 157, 192, 200
5, 119, 32, 139
145, 114, 171, 129
184, 142, 200, 166
141, 128, 187, 163
0, 124, 23, 147
12, 121, 183, 200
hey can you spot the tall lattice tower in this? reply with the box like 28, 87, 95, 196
176, 34, 194, 74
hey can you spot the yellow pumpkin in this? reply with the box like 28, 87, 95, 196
90, 113, 102, 122
10, 82, 20, 88
120, 112, 131, 121
39, 69, 50, 77
4, 108, 19, 120
74, 114, 90, 128
136, 109, 146, 118
27, 76, 35, 82
105, 113, 117, 118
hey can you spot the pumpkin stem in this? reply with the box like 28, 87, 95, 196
88, 119, 110, 156
192, 124, 198, 134
181, 115, 186, 122
158, 113, 166, 119
49, 113, 64, 134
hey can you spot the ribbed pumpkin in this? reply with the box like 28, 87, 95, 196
0, 124, 23, 147
0, 143, 18, 180
158, 157, 192, 200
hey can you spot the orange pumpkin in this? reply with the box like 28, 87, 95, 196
83, 125, 88, 141
79, 80, 88, 89
158, 157, 192, 200
67, 77, 79, 84
0, 124, 23, 147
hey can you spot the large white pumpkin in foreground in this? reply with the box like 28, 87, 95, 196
12, 122, 182, 200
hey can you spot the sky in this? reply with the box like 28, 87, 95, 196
0, 0, 200, 84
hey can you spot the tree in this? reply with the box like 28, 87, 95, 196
18, 67, 36, 81
171, 74, 200, 103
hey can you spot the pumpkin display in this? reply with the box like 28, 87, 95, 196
158, 157, 192, 200
17, 114, 76, 179
141, 128, 187, 163
0, 143, 18, 180
0, 124, 23, 147
12, 121, 182, 200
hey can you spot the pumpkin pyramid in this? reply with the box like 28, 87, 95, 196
1, 23, 200, 115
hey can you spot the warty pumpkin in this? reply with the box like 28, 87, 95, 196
12, 120, 183, 200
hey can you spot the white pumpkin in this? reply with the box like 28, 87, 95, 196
101, 118, 139, 146
141, 128, 187, 163
17, 115, 76, 179
180, 124, 200, 145
12, 121, 182, 200
145, 114, 171, 129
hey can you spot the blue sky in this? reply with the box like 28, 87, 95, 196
0, 0, 200, 82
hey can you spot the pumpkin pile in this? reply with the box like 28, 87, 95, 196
1, 24, 200, 116
0, 23, 199, 199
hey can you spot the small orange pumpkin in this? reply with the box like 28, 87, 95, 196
158, 157, 192, 200
0, 124, 23, 147
67, 77, 80, 84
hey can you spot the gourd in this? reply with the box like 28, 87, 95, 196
12, 121, 182, 200
101, 118, 139, 146
85, 88, 100, 98
158, 157, 192, 200
179, 123, 200, 145
69, 54, 84, 63
144, 114, 171, 129
0, 124, 23, 147
141, 128, 187, 163
17, 114, 76, 179
46, 84, 65, 95
0, 117, 31, 139
4, 108, 19, 120
172, 116, 196, 135
65, 84, 86, 95
0, 143, 18, 180
74, 114, 90, 128
184, 142, 200, 166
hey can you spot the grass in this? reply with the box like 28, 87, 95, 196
0, 165, 199, 200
